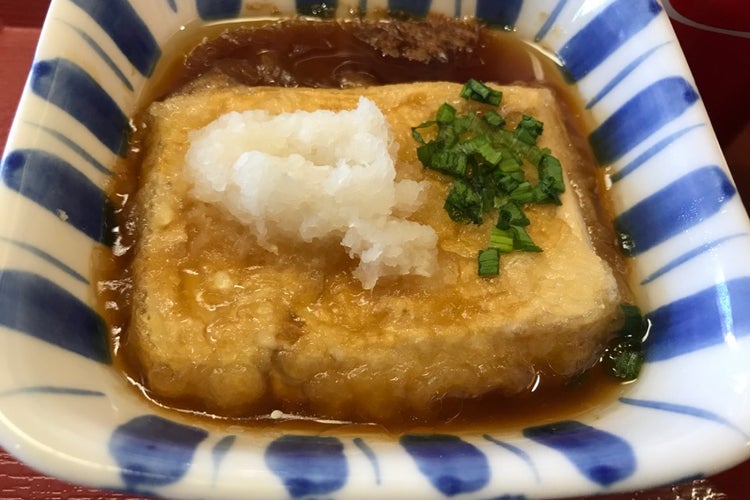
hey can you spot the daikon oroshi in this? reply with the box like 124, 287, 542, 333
185, 97, 438, 289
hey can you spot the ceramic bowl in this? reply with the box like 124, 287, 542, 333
2, 0, 750, 498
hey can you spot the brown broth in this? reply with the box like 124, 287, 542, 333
93, 16, 632, 434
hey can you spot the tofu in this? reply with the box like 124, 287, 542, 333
130, 81, 622, 422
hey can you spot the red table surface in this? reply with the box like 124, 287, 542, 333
1, 1, 749, 499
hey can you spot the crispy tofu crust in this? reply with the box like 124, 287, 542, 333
130, 81, 622, 422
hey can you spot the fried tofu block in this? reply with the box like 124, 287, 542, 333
130, 81, 622, 422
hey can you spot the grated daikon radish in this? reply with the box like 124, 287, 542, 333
185, 97, 438, 289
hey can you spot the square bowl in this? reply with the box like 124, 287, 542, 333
1, 0, 750, 498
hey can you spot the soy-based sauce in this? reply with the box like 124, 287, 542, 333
95, 16, 632, 433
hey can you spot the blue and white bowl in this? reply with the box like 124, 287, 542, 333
1, 1, 749, 498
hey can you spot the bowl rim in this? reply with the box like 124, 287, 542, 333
2, 0, 750, 498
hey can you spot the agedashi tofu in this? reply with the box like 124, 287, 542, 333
129, 80, 622, 422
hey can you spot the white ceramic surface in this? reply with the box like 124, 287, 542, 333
1, 1, 749, 498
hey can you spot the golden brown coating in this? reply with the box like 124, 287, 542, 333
129, 81, 621, 422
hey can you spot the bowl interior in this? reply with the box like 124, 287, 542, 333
1, 1, 750, 499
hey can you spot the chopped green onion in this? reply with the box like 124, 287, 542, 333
498, 157, 522, 174
603, 304, 648, 381
479, 184, 498, 213
474, 138, 503, 165
458, 135, 487, 155
489, 227, 515, 253
477, 248, 500, 276
511, 225, 542, 252
436, 103, 456, 124
450, 114, 475, 136
509, 181, 536, 204
416, 139, 439, 164
536, 154, 565, 204
605, 339, 645, 380
483, 110, 506, 128
498, 172, 523, 193
412, 80, 566, 275
514, 115, 544, 145
497, 202, 530, 229
620, 304, 648, 338
417, 141, 469, 178
444, 179, 483, 224
480, 146, 502, 166
437, 124, 461, 148
431, 149, 469, 178
460, 79, 503, 106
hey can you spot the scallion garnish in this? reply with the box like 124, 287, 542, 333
444, 179, 483, 224
413, 80, 566, 276
483, 110, 506, 128
436, 103, 457, 124
607, 340, 645, 380
514, 115, 544, 145
510, 225, 543, 252
497, 202, 530, 228
477, 248, 500, 276
489, 227, 514, 253
603, 304, 649, 381
460, 78, 503, 106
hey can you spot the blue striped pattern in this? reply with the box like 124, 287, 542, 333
535, 0, 569, 41
524, 421, 635, 486
211, 436, 236, 480
70, 0, 160, 77
33, 123, 112, 175
400, 434, 490, 496
589, 77, 699, 165
196, 0, 242, 19
641, 233, 747, 285
483, 434, 539, 481
476, 0, 523, 28
0, 271, 110, 363
585, 42, 669, 110
620, 398, 750, 439
265, 435, 348, 497
2, 1, 749, 498
388, 0, 431, 17
0, 237, 87, 284
558, 0, 662, 82
30, 59, 130, 157
353, 437, 381, 484
1, 149, 114, 244
609, 124, 703, 182
109, 415, 208, 490
0, 386, 105, 398
614, 166, 735, 256
62, 21, 135, 91
645, 278, 750, 361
